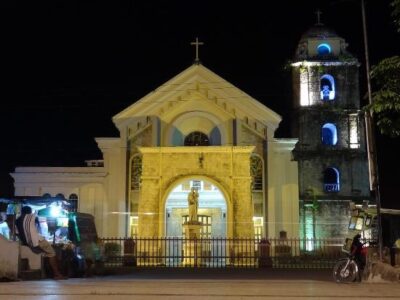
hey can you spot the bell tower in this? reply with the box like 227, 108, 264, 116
290, 15, 372, 241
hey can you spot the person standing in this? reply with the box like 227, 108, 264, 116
0, 211, 10, 239
15, 206, 67, 280
351, 233, 366, 281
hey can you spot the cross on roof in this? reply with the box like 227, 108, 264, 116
190, 37, 204, 64
315, 9, 323, 25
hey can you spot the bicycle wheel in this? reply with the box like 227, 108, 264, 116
332, 259, 358, 283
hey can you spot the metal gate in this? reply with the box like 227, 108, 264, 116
99, 237, 346, 268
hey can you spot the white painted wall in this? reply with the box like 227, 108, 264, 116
0, 235, 19, 280
267, 138, 299, 238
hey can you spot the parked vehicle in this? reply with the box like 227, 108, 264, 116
1, 196, 99, 278
332, 242, 368, 283
333, 252, 359, 283
344, 205, 400, 265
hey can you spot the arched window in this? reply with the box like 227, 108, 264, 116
322, 123, 338, 145
323, 167, 340, 192
317, 43, 331, 55
55, 193, 65, 199
320, 74, 335, 100
250, 155, 263, 191
68, 194, 78, 212
131, 155, 142, 191
42, 193, 51, 198
184, 131, 209, 146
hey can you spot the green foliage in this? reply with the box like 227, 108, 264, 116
364, 1, 400, 137
392, 0, 400, 32
283, 59, 293, 72
367, 56, 400, 137
338, 53, 355, 62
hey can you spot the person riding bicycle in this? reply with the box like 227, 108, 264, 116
350, 233, 366, 280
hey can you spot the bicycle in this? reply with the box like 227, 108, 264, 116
333, 238, 368, 283
332, 252, 359, 283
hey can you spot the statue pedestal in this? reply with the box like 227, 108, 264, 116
182, 221, 203, 267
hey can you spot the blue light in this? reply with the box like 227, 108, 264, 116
50, 205, 61, 217
317, 43, 331, 55
324, 167, 340, 192
320, 74, 336, 100
322, 123, 338, 145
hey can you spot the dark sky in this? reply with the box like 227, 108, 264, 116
1, 1, 399, 208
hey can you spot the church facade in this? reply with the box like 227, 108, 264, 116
11, 22, 372, 240
12, 63, 299, 239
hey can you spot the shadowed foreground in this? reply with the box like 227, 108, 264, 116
1, 268, 399, 300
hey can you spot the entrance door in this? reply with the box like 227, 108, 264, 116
165, 179, 226, 238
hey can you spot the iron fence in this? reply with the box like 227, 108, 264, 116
96, 237, 351, 269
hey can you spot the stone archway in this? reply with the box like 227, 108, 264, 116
137, 146, 255, 239
164, 177, 228, 238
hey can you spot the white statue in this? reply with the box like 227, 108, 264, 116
188, 187, 199, 222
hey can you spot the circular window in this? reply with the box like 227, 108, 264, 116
184, 131, 209, 146
317, 43, 331, 55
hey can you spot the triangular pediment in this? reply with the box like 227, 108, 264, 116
113, 64, 281, 131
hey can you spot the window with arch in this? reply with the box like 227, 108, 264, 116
68, 194, 78, 212
42, 193, 51, 198
323, 167, 340, 192
55, 193, 65, 199
250, 155, 263, 191
320, 74, 335, 100
317, 43, 331, 56
322, 123, 338, 145
184, 131, 209, 146
131, 155, 142, 191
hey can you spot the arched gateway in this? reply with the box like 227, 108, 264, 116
164, 178, 228, 238
137, 146, 254, 239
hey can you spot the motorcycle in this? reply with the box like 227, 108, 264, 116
332, 238, 368, 283
332, 253, 359, 283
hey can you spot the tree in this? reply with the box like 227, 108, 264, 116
392, 0, 400, 31
367, 0, 400, 137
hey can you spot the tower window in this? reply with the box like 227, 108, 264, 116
349, 114, 360, 149
322, 123, 338, 145
317, 43, 331, 55
184, 131, 209, 146
323, 167, 340, 192
320, 74, 335, 100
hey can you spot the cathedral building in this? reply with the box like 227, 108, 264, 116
11, 21, 372, 241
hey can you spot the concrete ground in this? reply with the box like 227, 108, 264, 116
0, 268, 399, 300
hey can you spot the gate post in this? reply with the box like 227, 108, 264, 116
123, 238, 136, 266
258, 238, 272, 268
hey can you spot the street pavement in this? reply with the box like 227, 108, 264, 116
1, 268, 399, 300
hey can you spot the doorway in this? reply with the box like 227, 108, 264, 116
165, 179, 227, 238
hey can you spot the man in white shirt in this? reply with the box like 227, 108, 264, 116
0, 211, 10, 239
16, 206, 66, 280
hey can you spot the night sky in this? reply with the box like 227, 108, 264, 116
1, 1, 399, 208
